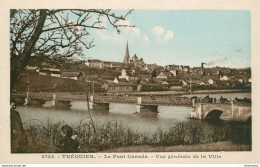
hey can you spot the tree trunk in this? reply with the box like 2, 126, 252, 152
10, 10, 47, 92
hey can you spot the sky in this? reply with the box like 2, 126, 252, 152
82, 10, 251, 68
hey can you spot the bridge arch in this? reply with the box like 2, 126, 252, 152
205, 109, 223, 120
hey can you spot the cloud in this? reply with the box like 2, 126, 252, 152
116, 20, 141, 36
95, 29, 125, 43
95, 29, 110, 40
164, 30, 174, 40
151, 26, 174, 41
132, 27, 141, 36
143, 34, 149, 41
95, 19, 141, 41
151, 26, 164, 36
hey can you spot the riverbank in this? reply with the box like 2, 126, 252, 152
129, 89, 251, 96
18, 117, 251, 153
101, 141, 251, 152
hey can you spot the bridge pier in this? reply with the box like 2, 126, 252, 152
24, 92, 29, 105
24, 98, 28, 105
190, 103, 203, 119
55, 100, 72, 108
89, 95, 109, 111
23, 92, 46, 106
136, 97, 158, 114
136, 105, 158, 113
52, 94, 72, 108
23, 98, 45, 106
52, 94, 56, 106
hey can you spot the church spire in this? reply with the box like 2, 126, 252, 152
123, 41, 130, 64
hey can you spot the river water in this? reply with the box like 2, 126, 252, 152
16, 92, 251, 133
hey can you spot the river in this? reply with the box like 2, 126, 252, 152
16, 92, 251, 134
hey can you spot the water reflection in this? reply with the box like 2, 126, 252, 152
17, 101, 191, 133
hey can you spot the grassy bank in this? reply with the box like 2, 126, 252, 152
16, 119, 251, 153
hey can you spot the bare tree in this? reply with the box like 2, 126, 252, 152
10, 9, 134, 90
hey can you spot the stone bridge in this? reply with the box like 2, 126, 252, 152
88, 95, 192, 113
12, 93, 193, 113
12, 93, 251, 118
190, 102, 251, 122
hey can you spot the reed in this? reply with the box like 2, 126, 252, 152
22, 119, 251, 153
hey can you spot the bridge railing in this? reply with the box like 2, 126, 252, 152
12, 93, 193, 106
93, 96, 137, 103
142, 97, 192, 106
15, 93, 246, 106
93, 95, 192, 106
12, 93, 87, 101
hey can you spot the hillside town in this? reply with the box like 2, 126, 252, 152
17, 41, 251, 94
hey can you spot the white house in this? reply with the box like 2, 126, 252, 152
208, 79, 214, 85
25, 65, 38, 71
114, 77, 119, 83
238, 79, 244, 83
199, 81, 206, 85
143, 66, 149, 71
119, 68, 130, 81
156, 71, 172, 79
170, 70, 177, 77
182, 80, 188, 86
183, 66, 190, 72
39, 68, 51, 76
49, 68, 61, 77
85, 59, 104, 69
220, 75, 229, 81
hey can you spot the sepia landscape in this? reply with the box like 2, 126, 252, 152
10, 9, 251, 153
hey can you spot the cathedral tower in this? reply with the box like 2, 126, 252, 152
123, 41, 130, 64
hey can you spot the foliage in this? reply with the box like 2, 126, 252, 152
10, 9, 133, 58
10, 9, 133, 90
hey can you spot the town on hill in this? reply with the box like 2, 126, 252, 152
14, 41, 251, 94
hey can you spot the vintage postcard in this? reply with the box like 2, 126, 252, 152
0, 0, 260, 164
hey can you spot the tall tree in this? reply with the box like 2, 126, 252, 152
10, 9, 134, 90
